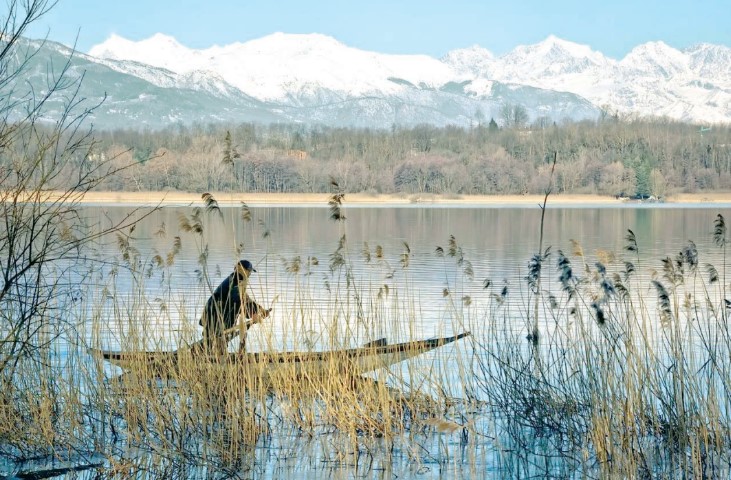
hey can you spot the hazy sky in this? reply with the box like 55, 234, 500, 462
27, 0, 731, 58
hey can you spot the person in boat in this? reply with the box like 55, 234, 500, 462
199, 259, 269, 354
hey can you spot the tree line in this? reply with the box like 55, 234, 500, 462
88, 118, 731, 198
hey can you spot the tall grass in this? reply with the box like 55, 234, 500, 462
3, 194, 731, 478
468, 216, 731, 478
1, 192, 474, 478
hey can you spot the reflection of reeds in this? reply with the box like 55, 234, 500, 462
328, 178, 346, 222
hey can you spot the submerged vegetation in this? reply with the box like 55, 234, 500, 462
4, 2, 731, 478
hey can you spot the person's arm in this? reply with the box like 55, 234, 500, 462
244, 296, 270, 324
237, 296, 271, 353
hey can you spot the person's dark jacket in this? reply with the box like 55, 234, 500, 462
199, 271, 262, 335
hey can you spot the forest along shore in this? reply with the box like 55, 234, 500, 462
49, 191, 731, 207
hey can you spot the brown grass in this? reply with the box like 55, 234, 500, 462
3, 198, 731, 478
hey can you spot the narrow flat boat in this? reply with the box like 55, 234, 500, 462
89, 332, 470, 382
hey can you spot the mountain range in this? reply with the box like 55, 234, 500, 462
16, 33, 731, 130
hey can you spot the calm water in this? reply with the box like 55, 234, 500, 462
35, 203, 731, 479
88, 203, 731, 351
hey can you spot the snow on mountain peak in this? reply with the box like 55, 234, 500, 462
539, 35, 603, 59
89, 32, 198, 73
84, 32, 731, 124
89, 32, 458, 101
497, 35, 612, 80
620, 41, 689, 78
515, 35, 607, 63
443, 44, 494, 60
683, 43, 731, 80
87, 33, 131, 58
441, 45, 494, 77
246, 32, 347, 53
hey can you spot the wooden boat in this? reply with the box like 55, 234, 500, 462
89, 331, 470, 382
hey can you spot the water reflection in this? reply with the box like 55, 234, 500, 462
88, 204, 729, 335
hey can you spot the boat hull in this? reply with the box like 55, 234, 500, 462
90, 332, 470, 381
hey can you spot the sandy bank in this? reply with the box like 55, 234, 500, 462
58, 191, 731, 207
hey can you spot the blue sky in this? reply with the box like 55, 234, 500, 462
27, 0, 731, 58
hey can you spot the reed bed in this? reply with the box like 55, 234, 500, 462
2, 193, 731, 478
465, 215, 731, 478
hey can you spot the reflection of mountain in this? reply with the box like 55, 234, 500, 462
20, 33, 731, 130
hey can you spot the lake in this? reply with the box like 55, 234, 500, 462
90, 202, 731, 349
70, 202, 731, 478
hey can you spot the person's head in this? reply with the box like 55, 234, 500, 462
235, 259, 257, 278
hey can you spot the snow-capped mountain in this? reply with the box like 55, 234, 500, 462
14, 32, 731, 130
619, 41, 689, 78
685, 43, 731, 81
7, 38, 282, 129
438, 45, 495, 78
86, 32, 731, 126
494, 35, 615, 80
92, 32, 461, 103
443, 36, 731, 123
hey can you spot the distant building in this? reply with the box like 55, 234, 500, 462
287, 150, 308, 160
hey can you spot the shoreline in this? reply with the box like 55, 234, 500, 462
60, 191, 731, 207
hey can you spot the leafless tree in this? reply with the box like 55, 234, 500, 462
0, 0, 154, 378
500, 103, 529, 129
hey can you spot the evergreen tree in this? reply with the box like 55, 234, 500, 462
634, 165, 651, 198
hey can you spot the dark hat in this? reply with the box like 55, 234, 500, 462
238, 259, 257, 272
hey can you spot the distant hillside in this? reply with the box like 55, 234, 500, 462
14, 32, 731, 130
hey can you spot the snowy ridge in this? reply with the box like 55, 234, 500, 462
86, 32, 731, 123
496, 35, 614, 79
91, 32, 459, 102
440, 45, 495, 78
446, 37, 730, 123
685, 43, 731, 81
